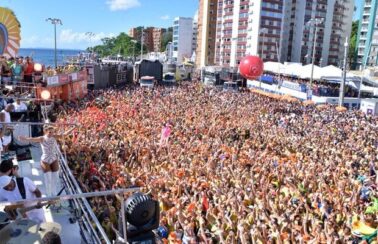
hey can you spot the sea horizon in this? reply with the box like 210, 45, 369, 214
18, 48, 84, 67
20, 47, 84, 52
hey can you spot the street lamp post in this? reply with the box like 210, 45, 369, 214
140, 27, 144, 61
131, 40, 137, 63
85, 32, 95, 48
339, 37, 349, 107
259, 28, 268, 89
307, 18, 324, 100
46, 18, 63, 68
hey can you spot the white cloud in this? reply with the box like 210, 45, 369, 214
59, 29, 115, 44
20, 30, 115, 49
21, 35, 53, 47
106, 0, 141, 11
160, 15, 170, 20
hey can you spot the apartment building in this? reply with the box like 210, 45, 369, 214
128, 27, 155, 52
192, 11, 199, 61
195, 0, 219, 68
281, 0, 354, 67
196, 0, 354, 69
356, 0, 378, 68
172, 17, 194, 63
153, 28, 166, 52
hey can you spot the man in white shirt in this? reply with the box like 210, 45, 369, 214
0, 175, 46, 223
0, 104, 14, 151
13, 98, 28, 112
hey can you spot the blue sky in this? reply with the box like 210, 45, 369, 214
354, 0, 363, 20
1, 0, 363, 49
1, 0, 198, 49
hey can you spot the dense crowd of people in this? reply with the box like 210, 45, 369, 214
53, 83, 378, 243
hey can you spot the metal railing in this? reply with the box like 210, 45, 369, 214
1, 121, 140, 243
56, 146, 128, 244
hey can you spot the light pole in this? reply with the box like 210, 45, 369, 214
46, 18, 63, 68
339, 37, 349, 107
131, 40, 137, 63
307, 18, 324, 100
140, 27, 144, 61
259, 28, 268, 89
86, 32, 95, 49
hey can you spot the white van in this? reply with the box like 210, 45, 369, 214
140, 76, 155, 88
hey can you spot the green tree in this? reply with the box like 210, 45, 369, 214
349, 21, 358, 68
161, 27, 173, 52
87, 32, 147, 58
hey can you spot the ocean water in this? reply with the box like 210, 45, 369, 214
18, 48, 83, 67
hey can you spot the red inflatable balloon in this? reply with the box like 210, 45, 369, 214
239, 56, 264, 80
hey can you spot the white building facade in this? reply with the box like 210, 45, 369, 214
356, 0, 378, 68
173, 17, 194, 63
200, 0, 354, 68
280, 0, 354, 67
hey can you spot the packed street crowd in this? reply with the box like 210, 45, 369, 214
55, 83, 378, 243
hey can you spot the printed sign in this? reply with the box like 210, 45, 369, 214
47, 76, 59, 86
59, 74, 69, 84
70, 72, 78, 81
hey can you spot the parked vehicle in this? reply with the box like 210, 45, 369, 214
162, 72, 176, 86
139, 76, 155, 88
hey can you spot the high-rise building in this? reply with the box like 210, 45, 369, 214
214, 0, 286, 67
195, 0, 219, 68
172, 17, 194, 63
196, 0, 354, 68
356, 0, 378, 68
128, 27, 155, 52
192, 11, 199, 61
153, 28, 166, 52
281, 0, 354, 67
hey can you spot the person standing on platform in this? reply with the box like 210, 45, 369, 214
11, 57, 24, 86
0, 104, 15, 152
0, 56, 12, 85
13, 97, 28, 112
23, 56, 34, 84
18, 125, 75, 197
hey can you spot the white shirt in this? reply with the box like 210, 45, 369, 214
1, 109, 12, 143
13, 102, 28, 112
1, 109, 11, 123
0, 177, 46, 223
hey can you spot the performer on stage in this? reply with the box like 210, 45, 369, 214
18, 125, 75, 197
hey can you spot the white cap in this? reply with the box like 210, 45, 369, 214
0, 175, 12, 188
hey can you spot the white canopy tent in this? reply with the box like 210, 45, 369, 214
281, 63, 303, 77
320, 65, 342, 77
263, 62, 359, 80
263, 61, 286, 74
296, 64, 323, 79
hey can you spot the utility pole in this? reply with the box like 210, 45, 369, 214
339, 37, 349, 107
259, 28, 267, 89
307, 18, 324, 100
131, 40, 137, 63
141, 27, 144, 61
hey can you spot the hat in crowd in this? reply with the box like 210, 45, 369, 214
0, 175, 12, 188
0, 159, 13, 173
43, 124, 54, 130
